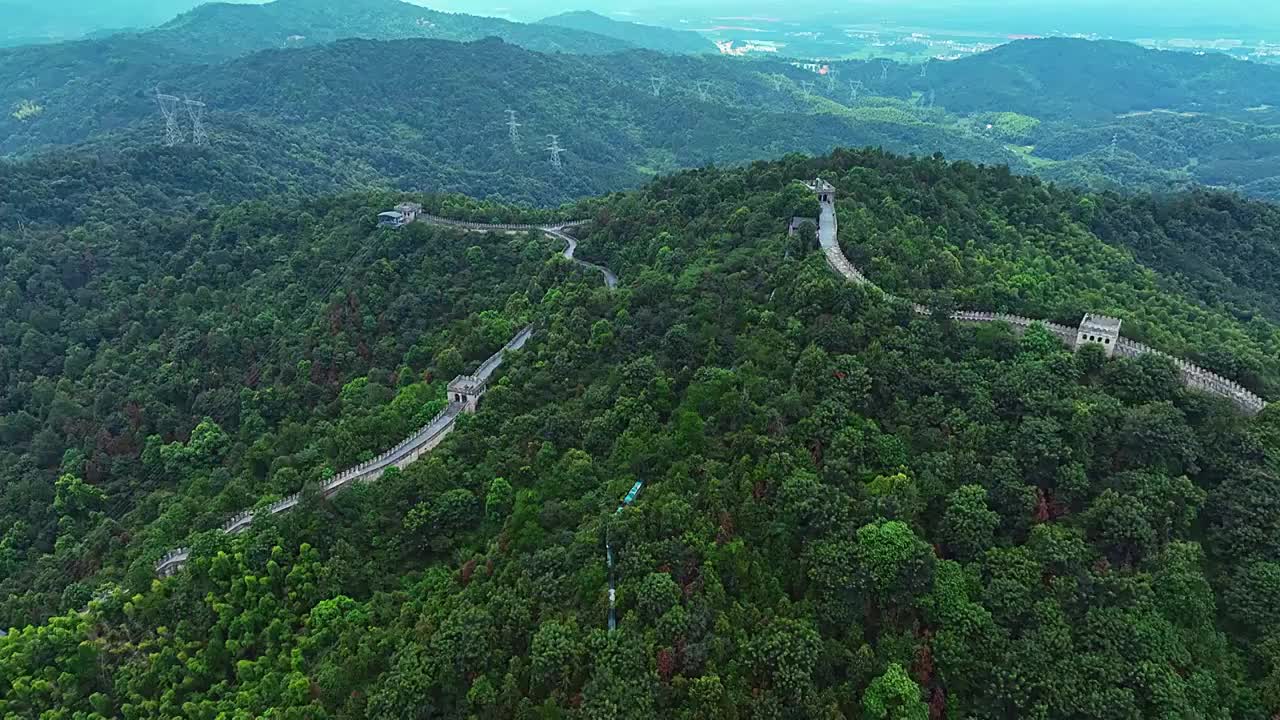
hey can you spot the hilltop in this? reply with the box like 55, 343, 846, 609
538, 10, 713, 55
1, 149, 1278, 717
148, 0, 634, 60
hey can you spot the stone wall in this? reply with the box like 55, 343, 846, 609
812, 190, 1268, 416
155, 326, 535, 576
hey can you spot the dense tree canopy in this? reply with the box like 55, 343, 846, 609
2, 149, 1278, 718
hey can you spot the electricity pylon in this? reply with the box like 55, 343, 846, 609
546, 134, 564, 170
184, 96, 208, 146
849, 79, 864, 103
505, 109, 522, 151
155, 88, 183, 147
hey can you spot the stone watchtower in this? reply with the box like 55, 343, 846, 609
813, 178, 836, 205
1075, 314, 1122, 357
447, 375, 485, 413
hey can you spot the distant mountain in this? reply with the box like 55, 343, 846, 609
3, 35, 1278, 229
538, 10, 713, 55
932, 38, 1280, 120
147, 0, 633, 60
0, 37, 1021, 225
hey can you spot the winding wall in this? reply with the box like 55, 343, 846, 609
811, 189, 1267, 416
156, 226, 607, 577
157, 186, 1269, 578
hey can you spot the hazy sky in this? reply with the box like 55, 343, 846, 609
427, 0, 1276, 37
5, 0, 1276, 42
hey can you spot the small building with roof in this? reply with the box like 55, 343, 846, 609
1076, 314, 1123, 357
378, 202, 424, 228
788, 216, 818, 237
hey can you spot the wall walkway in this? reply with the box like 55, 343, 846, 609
156, 222, 608, 577
811, 189, 1267, 416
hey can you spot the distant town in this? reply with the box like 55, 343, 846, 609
679, 14, 1280, 65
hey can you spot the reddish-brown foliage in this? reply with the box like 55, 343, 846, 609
657, 647, 676, 682
929, 687, 947, 720
716, 511, 735, 544
459, 559, 478, 586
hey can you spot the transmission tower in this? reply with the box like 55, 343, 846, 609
849, 79, 865, 103
800, 80, 816, 97
920, 58, 931, 78
927, 88, 936, 109
695, 80, 712, 102
881, 61, 890, 82
184, 96, 208, 146
1110, 133, 1120, 159
505, 109, 522, 151
650, 75, 667, 98
154, 89, 183, 147
770, 75, 785, 92
827, 68, 838, 91
546, 134, 564, 170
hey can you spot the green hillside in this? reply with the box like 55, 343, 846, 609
0, 38, 1022, 226
4, 33, 1279, 222
538, 10, 713, 55
148, 0, 633, 60
2, 150, 1279, 718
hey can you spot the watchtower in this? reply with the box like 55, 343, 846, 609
1075, 314, 1122, 357
447, 375, 485, 413
394, 202, 423, 223
811, 178, 836, 204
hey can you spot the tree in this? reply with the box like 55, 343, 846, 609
863, 663, 928, 720
939, 485, 999, 561
485, 477, 514, 523
854, 520, 936, 612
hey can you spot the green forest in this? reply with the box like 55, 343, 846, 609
4, 32, 1280, 226
2, 149, 1279, 718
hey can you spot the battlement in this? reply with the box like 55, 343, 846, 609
1076, 313, 1123, 357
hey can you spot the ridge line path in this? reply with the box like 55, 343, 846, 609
155, 215, 612, 577
806, 180, 1267, 415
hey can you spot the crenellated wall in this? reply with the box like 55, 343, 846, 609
810, 183, 1268, 416
155, 326, 534, 577
156, 216, 616, 578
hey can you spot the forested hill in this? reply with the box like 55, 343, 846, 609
932, 38, 1280, 120
5, 33, 1280, 213
538, 10, 713, 55
147, 0, 634, 60
0, 37, 1022, 225
2, 149, 1279, 718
